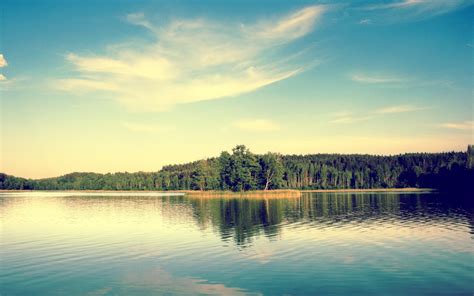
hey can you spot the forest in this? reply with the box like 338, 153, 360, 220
1, 145, 473, 193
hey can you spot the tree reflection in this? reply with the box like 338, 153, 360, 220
184, 193, 472, 247
188, 197, 288, 246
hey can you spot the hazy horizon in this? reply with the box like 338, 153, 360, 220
1, 0, 473, 178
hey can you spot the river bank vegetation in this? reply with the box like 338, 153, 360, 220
1, 145, 473, 193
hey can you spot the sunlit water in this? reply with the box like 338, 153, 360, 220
1, 192, 472, 295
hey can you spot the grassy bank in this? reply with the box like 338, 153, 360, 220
177, 189, 302, 198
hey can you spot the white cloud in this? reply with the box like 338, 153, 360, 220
362, 0, 472, 21
439, 121, 474, 131
351, 73, 404, 84
358, 18, 372, 25
250, 6, 325, 41
125, 12, 155, 31
374, 105, 423, 114
366, 0, 425, 10
0, 54, 7, 68
0, 54, 7, 83
351, 72, 456, 89
232, 119, 281, 132
331, 105, 426, 124
56, 6, 326, 111
123, 122, 175, 133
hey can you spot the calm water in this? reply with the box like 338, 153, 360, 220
0, 192, 472, 295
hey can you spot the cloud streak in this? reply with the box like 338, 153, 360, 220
56, 6, 326, 111
365, 0, 427, 10
331, 104, 425, 124
358, 18, 372, 25
350, 71, 457, 90
439, 121, 473, 131
374, 105, 425, 114
362, 0, 472, 22
351, 73, 404, 84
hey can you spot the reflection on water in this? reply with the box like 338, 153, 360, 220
188, 197, 286, 246
186, 193, 473, 247
0, 192, 472, 295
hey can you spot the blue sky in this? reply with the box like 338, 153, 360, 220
1, 0, 473, 178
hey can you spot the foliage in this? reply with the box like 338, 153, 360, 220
259, 152, 284, 190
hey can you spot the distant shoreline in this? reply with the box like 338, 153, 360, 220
0, 188, 433, 196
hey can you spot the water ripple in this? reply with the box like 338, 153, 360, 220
0, 192, 472, 295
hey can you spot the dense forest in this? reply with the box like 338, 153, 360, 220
1, 145, 473, 193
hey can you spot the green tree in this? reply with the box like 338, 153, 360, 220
191, 161, 205, 190
219, 151, 232, 190
259, 152, 284, 190
228, 145, 259, 191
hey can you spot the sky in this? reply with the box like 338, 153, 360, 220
1, 0, 473, 179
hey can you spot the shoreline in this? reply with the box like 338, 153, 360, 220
180, 189, 302, 198
0, 188, 433, 195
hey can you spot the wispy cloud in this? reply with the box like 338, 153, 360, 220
250, 6, 325, 40
0, 76, 31, 91
365, 0, 426, 10
330, 114, 373, 124
351, 73, 404, 84
362, 0, 472, 22
56, 6, 326, 111
374, 105, 425, 114
351, 71, 457, 90
439, 121, 474, 131
123, 122, 175, 133
232, 119, 281, 132
331, 104, 426, 124
125, 12, 155, 31
358, 18, 372, 25
0, 54, 31, 90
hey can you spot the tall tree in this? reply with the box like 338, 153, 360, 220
228, 145, 260, 191
191, 160, 207, 191
259, 152, 284, 190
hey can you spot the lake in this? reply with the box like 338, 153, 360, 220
0, 192, 472, 295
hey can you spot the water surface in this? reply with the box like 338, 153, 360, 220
1, 192, 472, 295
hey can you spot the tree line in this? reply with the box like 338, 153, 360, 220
1, 145, 473, 192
